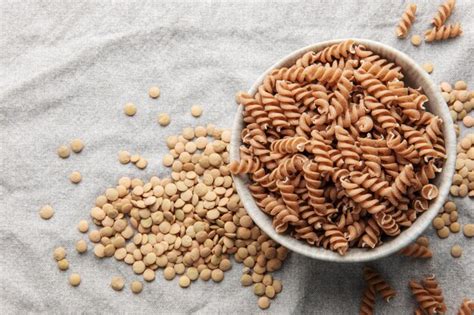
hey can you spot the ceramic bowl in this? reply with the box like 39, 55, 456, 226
230, 38, 456, 262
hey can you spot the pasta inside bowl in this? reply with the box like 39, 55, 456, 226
230, 38, 456, 262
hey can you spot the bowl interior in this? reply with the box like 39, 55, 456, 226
230, 38, 456, 262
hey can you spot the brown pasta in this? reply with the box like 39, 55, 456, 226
425, 23, 462, 42
457, 299, 474, 315
363, 267, 396, 302
396, 4, 417, 38
422, 275, 447, 313
409, 280, 442, 315
432, 0, 456, 28
399, 242, 433, 258
232, 40, 445, 255
359, 284, 376, 315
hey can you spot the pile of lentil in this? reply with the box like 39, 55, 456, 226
80, 122, 287, 309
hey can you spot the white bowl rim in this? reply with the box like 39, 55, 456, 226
230, 38, 456, 263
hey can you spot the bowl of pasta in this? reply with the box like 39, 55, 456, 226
229, 38, 456, 262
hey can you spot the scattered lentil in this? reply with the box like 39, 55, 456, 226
77, 220, 89, 233
70, 139, 84, 153
111, 276, 125, 291
450, 222, 461, 233
118, 151, 131, 164
191, 105, 203, 117
437, 226, 450, 239
432, 217, 445, 230
149, 86, 161, 99
179, 275, 191, 288
258, 296, 271, 310
463, 224, 474, 237
57, 145, 70, 159
451, 244, 462, 258
39, 205, 54, 220
57, 259, 69, 271
422, 63, 433, 74
53, 247, 66, 261
124, 103, 137, 116
69, 273, 81, 286
411, 35, 422, 46
76, 240, 87, 253
158, 113, 170, 126
69, 171, 82, 184
131, 281, 143, 294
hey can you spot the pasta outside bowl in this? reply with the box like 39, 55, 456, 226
230, 38, 456, 263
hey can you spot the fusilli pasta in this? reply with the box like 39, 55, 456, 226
457, 299, 474, 315
432, 0, 456, 28
396, 4, 417, 38
232, 40, 445, 255
399, 242, 433, 258
363, 267, 396, 302
425, 23, 462, 42
409, 280, 442, 315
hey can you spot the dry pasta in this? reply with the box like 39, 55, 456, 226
425, 23, 462, 42
422, 275, 447, 313
399, 242, 433, 258
431, 0, 456, 28
409, 280, 442, 314
232, 40, 446, 255
396, 4, 417, 38
457, 299, 474, 315
359, 284, 376, 315
363, 267, 396, 302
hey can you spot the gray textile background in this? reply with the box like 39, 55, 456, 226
1, 0, 473, 314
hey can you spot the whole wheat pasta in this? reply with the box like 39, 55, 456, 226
359, 285, 376, 315
399, 242, 433, 258
457, 299, 474, 315
363, 267, 396, 302
422, 275, 447, 313
232, 40, 446, 255
432, 0, 456, 28
425, 23, 462, 42
396, 4, 417, 38
409, 280, 442, 314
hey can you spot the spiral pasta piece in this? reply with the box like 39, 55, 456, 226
308, 131, 334, 174
355, 70, 397, 105
303, 63, 344, 86
359, 218, 381, 249
409, 280, 441, 315
345, 220, 366, 242
432, 0, 456, 28
374, 212, 400, 237
365, 96, 399, 131
323, 224, 349, 255
390, 164, 415, 204
335, 125, 361, 169
313, 39, 355, 63
396, 4, 417, 38
302, 161, 326, 213
401, 124, 440, 160
270, 136, 308, 154
269, 154, 307, 181
275, 80, 301, 126
229, 157, 260, 175
341, 175, 386, 215
422, 275, 447, 313
457, 299, 474, 315
237, 91, 271, 129
359, 284, 376, 315
363, 267, 396, 302
277, 178, 300, 214
386, 130, 420, 164
425, 23, 462, 42
260, 196, 298, 233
